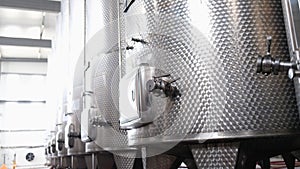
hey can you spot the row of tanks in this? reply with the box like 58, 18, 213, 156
46, 0, 300, 168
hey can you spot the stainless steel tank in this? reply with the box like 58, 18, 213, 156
65, 0, 86, 157
65, 58, 86, 156
50, 130, 57, 158
56, 100, 67, 157
119, 0, 300, 168
45, 134, 54, 167
64, 59, 89, 169
55, 92, 71, 169
56, 122, 67, 157
79, 0, 139, 168
47, 130, 58, 168
84, 0, 128, 151
55, 0, 69, 159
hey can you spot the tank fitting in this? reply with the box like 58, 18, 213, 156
257, 36, 298, 77
67, 124, 81, 148
146, 74, 180, 98
90, 115, 111, 127
57, 132, 64, 151
51, 140, 56, 154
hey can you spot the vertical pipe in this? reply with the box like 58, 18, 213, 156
83, 0, 87, 110
283, 0, 298, 52
0, 59, 2, 77
282, 0, 300, 62
92, 153, 95, 169
118, 0, 123, 80
60, 157, 62, 168
71, 156, 74, 169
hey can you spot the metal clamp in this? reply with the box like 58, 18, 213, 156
67, 132, 81, 139
82, 91, 93, 97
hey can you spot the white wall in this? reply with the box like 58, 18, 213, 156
0, 74, 46, 101
0, 148, 46, 169
1, 62, 48, 75
0, 74, 49, 168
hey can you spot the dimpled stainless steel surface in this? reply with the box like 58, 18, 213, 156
114, 152, 136, 169
84, 0, 114, 153
91, 51, 129, 149
84, 0, 130, 151
190, 143, 239, 169
122, 0, 300, 144
142, 154, 177, 169
85, 0, 126, 152
86, 0, 119, 50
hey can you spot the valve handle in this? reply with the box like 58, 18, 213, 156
267, 36, 272, 55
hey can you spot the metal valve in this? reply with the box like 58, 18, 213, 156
146, 74, 180, 98
48, 146, 51, 154
57, 132, 65, 151
90, 115, 111, 127
257, 36, 297, 77
51, 143, 56, 154
67, 124, 80, 148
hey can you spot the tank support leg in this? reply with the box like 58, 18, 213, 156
257, 158, 270, 169
183, 158, 197, 169
283, 153, 295, 169
97, 153, 115, 169
169, 157, 184, 169
132, 158, 143, 169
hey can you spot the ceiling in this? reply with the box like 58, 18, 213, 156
0, 0, 60, 74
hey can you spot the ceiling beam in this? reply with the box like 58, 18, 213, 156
0, 72, 47, 76
0, 100, 46, 103
0, 36, 51, 48
0, 129, 46, 133
0, 0, 61, 13
0, 57, 47, 63
0, 145, 44, 149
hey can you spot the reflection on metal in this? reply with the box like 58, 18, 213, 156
0, 36, 51, 48
0, 57, 48, 63
0, 0, 61, 13
121, 0, 300, 146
